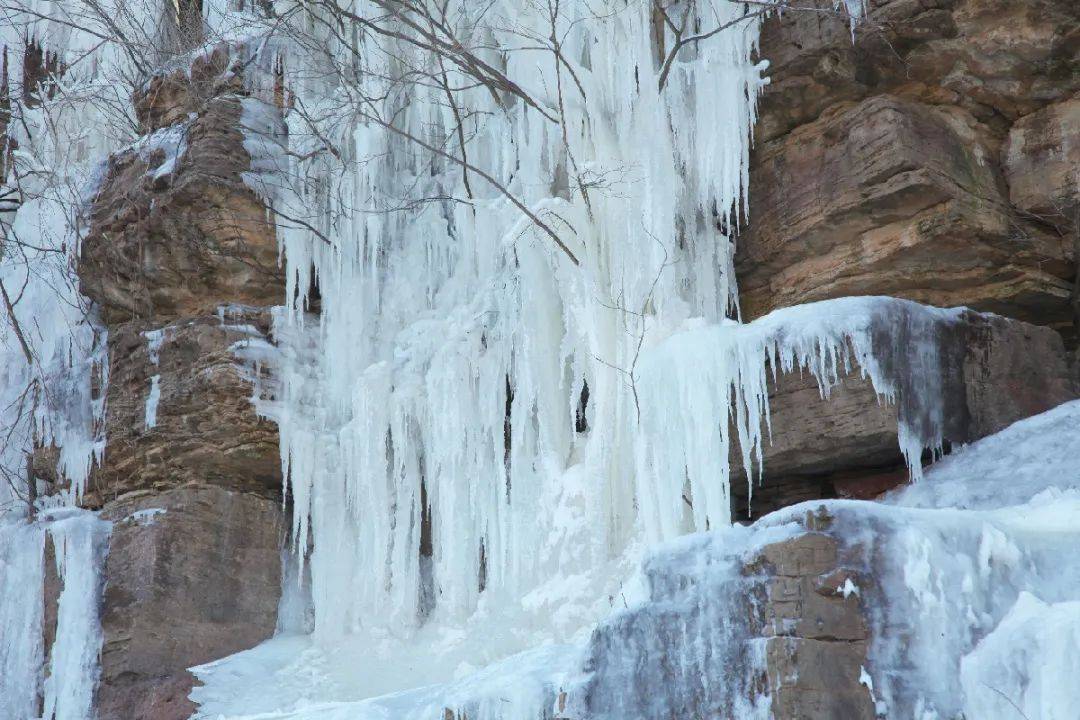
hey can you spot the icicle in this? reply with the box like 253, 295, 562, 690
41, 509, 111, 720
257, 0, 773, 646
0, 519, 47, 718
0, 509, 110, 720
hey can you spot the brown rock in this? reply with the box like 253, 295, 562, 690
767, 637, 875, 720
96, 485, 284, 720
756, 0, 1080, 143
733, 309, 1076, 518
1004, 97, 1080, 230
42, 533, 60, 674
133, 44, 246, 134
85, 310, 281, 506
832, 466, 911, 500
70, 40, 289, 720
756, 526, 875, 719
79, 93, 283, 325
737, 95, 1074, 330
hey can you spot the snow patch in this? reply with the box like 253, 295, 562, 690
960, 592, 1080, 720
144, 374, 162, 430
124, 507, 166, 526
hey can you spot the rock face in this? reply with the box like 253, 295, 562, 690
738, 0, 1080, 333
72, 54, 288, 720
757, 524, 874, 719
134, 45, 247, 134
753, 0, 1080, 146
733, 309, 1076, 518
97, 487, 284, 720
84, 311, 281, 508
48, 4, 1079, 719
1004, 97, 1080, 230
571, 509, 875, 720
721, 1, 1080, 714
79, 82, 282, 325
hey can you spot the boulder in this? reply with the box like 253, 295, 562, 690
733, 309, 1076, 518
569, 508, 875, 720
96, 486, 284, 720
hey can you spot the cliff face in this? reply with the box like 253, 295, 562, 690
47, 1, 1080, 718
718, 1, 1079, 714
741, 0, 1079, 332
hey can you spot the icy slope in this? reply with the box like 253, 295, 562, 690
577, 399, 1080, 719
190, 402, 1080, 719
886, 397, 1080, 511
865, 399, 1080, 717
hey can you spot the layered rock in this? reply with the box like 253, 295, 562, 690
83, 311, 280, 508
756, 522, 874, 719
134, 45, 246, 134
79, 76, 282, 325
754, 0, 1080, 144
1004, 96, 1080, 234
738, 0, 1080, 333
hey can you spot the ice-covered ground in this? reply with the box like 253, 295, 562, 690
190, 403, 1080, 719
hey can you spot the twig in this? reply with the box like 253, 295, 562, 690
981, 683, 1032, 720
0, 277, 33, 364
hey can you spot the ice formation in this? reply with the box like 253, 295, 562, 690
0, 520, 46, 718
0, 509, 110, 720
254, 0, 850, 654
635, 296, 961, 536
565, 524, 796, 720
144, 375, 162, 430
0, 3, 158, 716
205, 0, 831, 711
0, 0, 153, 508
0, 187, 108, 506
188, 400, 1080, 719
40, 509, 112, 720
568, 400, 1080, 719
140, 329, 166, 430
864, 399, 1080, 718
